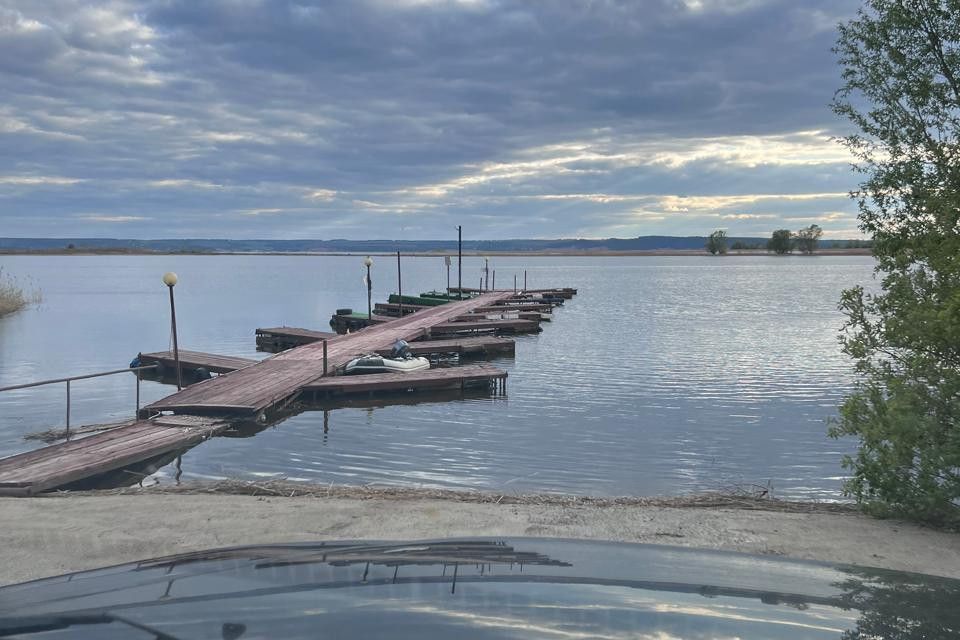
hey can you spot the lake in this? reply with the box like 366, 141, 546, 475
0, 255, 876, 499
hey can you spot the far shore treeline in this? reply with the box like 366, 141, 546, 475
0, 235, 870, 255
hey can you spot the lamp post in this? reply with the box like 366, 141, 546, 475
457, 225, 462, 299
162, 272, 183, 391
363, 256, 373, 319
484, 256, 490, 291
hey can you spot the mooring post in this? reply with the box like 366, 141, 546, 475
322, 339, 328, 376
65, 379, 71, 439
524, 270, 527, 291
445, 255, 451, 298
457, 225, 462, 299
397, 250, 403, 317
493, 270, 496, 291
513, 274, 517, 293
135, 367, 141, 418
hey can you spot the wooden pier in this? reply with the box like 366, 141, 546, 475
0, 285, 575, 494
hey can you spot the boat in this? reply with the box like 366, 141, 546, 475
344, 354, 430, 375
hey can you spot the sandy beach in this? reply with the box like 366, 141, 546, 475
2, 487, 957, 586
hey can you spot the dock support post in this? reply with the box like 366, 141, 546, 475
513, 274, 517, 294
397, 250, 403, 318
457, 225, 462, 299
524, 270, 527, 291
65, 379, 71, 439
445, 255, 451, 299
493, 270, 496, 291
323, 339, 328, 376
135, 367, 141, 418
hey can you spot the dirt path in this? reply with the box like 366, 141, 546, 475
2, 491, 958, 586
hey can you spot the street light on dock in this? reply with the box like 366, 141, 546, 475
162, 272, 183, 391
363, 256, 373, 319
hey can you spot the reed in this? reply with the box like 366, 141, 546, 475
0, 268, 41, 317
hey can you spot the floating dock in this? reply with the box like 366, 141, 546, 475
0, 415, 230, 496
303, 363, 507, 399
256, 327, 337, 352
138, 350, 257, 375
0, 285, 575, 495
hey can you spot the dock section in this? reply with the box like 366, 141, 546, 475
303, 363, 507, 399
256, 327, 337, 352
0, 415, 230, 496
138, 350, 257, 375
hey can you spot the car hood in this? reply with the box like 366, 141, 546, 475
1, 538, 957, 639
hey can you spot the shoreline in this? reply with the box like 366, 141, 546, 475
2, 484, 956, 585
0, 248, 873, 257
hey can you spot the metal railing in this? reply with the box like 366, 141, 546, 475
0, 365, 159, 438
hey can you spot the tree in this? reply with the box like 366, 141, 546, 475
829, 0, 960, 523
794, 224, 823, 254
767, 229, 793, 254
705, 229, 728, 255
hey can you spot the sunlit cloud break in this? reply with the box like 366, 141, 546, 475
0, 0, 863, 239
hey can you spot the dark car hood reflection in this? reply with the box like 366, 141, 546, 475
1, 538, 958, 639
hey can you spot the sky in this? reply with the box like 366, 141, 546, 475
0, 0, 865, 240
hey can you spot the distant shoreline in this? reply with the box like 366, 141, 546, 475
0, 248, 873, 257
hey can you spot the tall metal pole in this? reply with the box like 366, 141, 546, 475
457, 225, 462, 299
65, 379, 71, 439
366, 264, 372, 319
514, 274, 517, 293
167, 284, 182, 391
396, 250, 403, 317
524, 270, 527, 291
492, 270, 496, 291
484, 258, 489, 291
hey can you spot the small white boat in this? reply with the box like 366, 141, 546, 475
345, 354, 430, 375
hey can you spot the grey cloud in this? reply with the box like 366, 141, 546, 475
0, 0, 862, 239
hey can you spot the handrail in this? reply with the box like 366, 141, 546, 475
0, 365, 158, 393
0, 365, 159, 440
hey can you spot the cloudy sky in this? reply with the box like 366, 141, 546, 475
0, 0, 863, 240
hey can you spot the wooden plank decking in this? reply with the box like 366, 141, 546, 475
303, 364, 507, 397
0, 415, 230, 496
139, 350, 257, 374
256, 326, 337, 351
145, 292, 515, 416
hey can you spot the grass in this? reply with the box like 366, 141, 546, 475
0, 267, 41, 318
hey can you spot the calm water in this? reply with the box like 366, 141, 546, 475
0, 255, 875, 499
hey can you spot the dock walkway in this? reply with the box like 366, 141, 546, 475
0, 415, 230, 496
